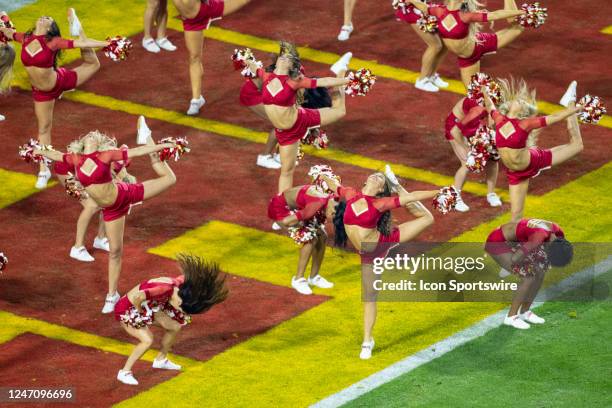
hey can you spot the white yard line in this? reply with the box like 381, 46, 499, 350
312, 257, 612, 408
0, 1, 36, 12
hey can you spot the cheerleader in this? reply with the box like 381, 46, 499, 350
253, 41, 351, 193
0, 10, 111, 189
0, 32, 15, 121
142, 0, 177, 53
171, 0, 252, 115
337, 0, 357, 41
33, 117, 178, 313
54, 142, 136, 262
394, 1, 448, 92
115, 254, 228, 385
485, 218, 572, 329
329, 166, 438, 359
445, 96, 501, 211
268, 183, 337, 295
407, 0, 526, 86
483, 79, 583, 222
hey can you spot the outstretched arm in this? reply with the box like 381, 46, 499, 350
319, 175, 341, 194
33, 148, 63, 162
73, 38, 110, 49
127, 143, 175, 158
544, 106, 582, 127
316, 76, 350, 88
0, 27, 15, 40
398, 189, 439, 206
487, 9, 524, 22
406, 0, 428, 13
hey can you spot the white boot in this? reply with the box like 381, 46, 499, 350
137, 115, 152, 145
291, 277, 313, 295
360, 339, 375, 359
70, 246, 94, 262
503, 314, 530, 329
337, 24, 353, 41
308, 275, 334, 289
486, 193, 502, 207
155, 37, 177, 52
415, 77, 439, 93
101, 292, 120, 314
117, 370, 139, 385
187, 96, 206, 115
67, 8, 82, 37
35, 169, 52, 189
430, 73, 448, 88
331, 52, 353, 75
93, 237, 110, 252
520, 310, 545, 324
152, 358, 182, 370
559, 81, 577, 107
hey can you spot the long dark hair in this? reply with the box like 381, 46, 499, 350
26, 19, 62, 68
302, 87, 332, 109
376, 181, 393, 237
333, 201, 348, 247
177, 254, 229, 314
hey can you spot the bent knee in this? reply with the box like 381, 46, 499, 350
109, 247, 123, 259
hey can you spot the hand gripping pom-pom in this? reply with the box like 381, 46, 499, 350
18, 139, 52, 165
467, 73, 502, 106
287, 214, 326, 245
301, 128, 329, 150
466, 126, 498, 173
432, 186, 458, 214
577, 95, 606, 124
162, 303, 192, 325
231, 48, 263, 78
65, 173, 88, 200
515, 3, 547, 28
512, 247, 550, 277
391, 0, 408, 10
345, 68, 376, 97
103, 36, 133, 62
0, 252, 7, 272
308, 164, 341, 194
158, 137, 191, 162
417, 15, 438, 33
0, 13, 15, 44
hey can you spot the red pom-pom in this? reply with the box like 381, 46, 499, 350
515, 3, 547, 28
18, 139, 52, 165
467, 73, 501, 106
0, 13, 15, 44
511, 247, 550, 277
103, 36, 133, 62
65, 173, 87, 200
391, 0, 409, 10
308, 164, 341, 194
466, 126, 499, 173
345, 68, 376, 97
158, 137, 190, 162
432, 186, 458, 214
301, 128, 329, 150
417, 15, 438, 33
161, 302, 192, 325
287, 214, 326, 245
231, 48, 262, 78
119, 305, 153, 329
577, 94, 606, 124
0, 252, 7, 272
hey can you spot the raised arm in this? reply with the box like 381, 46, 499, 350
73, 38, 110, 49
126, 143, 175, 159
397, 189, 439, 206
487, 9, 524, 22
319, 175, 341, 194
543, 105, 582, 127
316, 76, 350, 88
0, 27, 15, 40
33, 148, 63, 162
406, 0, 428, 14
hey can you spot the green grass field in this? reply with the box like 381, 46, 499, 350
345, 271, 612, 408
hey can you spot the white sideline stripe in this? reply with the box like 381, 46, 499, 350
0, 0, 35, 12
311, 257, 612, 408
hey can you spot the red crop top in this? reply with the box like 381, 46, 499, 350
492, 110, 548, 149
61, 148, 128, 187
292, 185, 331, 221
140, 276, 185, 303
516, 218, 564, 254
13, 32, 74, 68
456, 98, 487, 137
427, 5, 488, 40
339, 186, 402, 229
259, 69, 318, 107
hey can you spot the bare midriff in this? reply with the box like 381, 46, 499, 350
85, 182, 119, 208
346, 225, 381, 253
442, 37, 476, 58
264, 104, 299, 130
499, 147, 530, 171
25, 66, 57, 91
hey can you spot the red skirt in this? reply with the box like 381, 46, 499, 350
274, 108, 321, 146
506, 148, 552, 185
102, 182, 144, 222
457, 33, 498, 68
267, 193, 291, 221
32, 68, 77, 102
182, 0, 224, 31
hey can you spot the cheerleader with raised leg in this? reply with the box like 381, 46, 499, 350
328, 166, 438, 359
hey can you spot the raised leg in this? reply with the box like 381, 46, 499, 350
223, 0, 251, 15
551, 105, 583, 166
141, 147, 177, 200
319, 70, 347, 126
73, 21, 101, 86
